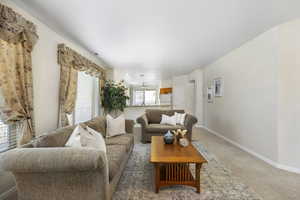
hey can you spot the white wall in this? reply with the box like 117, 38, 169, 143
1, 0, 108, 136
172, 75, 189, 110
172, 69, 204, 125
189, 69, 204, 126
278, 19, 300, 170
203, 19, 300, 171
203, 27, 279, 162
161, 79, 172, 88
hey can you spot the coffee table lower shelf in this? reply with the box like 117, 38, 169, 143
154, 163, 202, 193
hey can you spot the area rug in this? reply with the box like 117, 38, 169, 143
113, 142, 262, 200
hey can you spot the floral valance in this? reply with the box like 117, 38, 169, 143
0, 3, 38, 51
58, 44, 105, 78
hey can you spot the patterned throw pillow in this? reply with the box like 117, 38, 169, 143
65, 125, 85, 147
160, 114, 177, 126
65, 124, 106, 154
175, 112, 186, 125
82, 126, 106, 153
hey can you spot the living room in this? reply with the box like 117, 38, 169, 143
0, 0, 300, 200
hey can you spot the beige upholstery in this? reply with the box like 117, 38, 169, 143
106, 145, 127, 181
145, 124, 185, 133
1, 116, 135, 200
105, 134, 134, 152
137, 109, 197, 143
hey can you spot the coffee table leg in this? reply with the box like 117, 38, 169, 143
196, 163, 202, 193
155, 164, 160, 193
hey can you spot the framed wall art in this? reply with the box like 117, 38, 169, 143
207, 87, 213, 103
214, 78, 223, 97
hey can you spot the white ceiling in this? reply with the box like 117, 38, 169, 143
13, 0, 300, 81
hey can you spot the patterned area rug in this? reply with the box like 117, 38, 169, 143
113, 142, 262, 200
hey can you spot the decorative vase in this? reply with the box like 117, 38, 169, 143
163, 130, 174, 144
179, 138, 189, 147
176, 134, 183, 142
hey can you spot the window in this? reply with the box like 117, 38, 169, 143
132, 88, 157, 106
73, 72, 101, 124
145, 90, 157, 105
0, 121, 20, 153
0, 91, 20, 152
134, 90, 144, 105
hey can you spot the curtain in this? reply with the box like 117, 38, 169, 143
57, 44, 105, 127
58, 63, 78, 127
0, 39, 35, 145
0, 4, 38, 145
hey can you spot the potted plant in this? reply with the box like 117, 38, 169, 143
101, 80, 130, 117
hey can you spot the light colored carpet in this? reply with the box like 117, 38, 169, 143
113, 142, 262, 200
192, 127, 300, 200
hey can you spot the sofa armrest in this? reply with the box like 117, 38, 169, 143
184, 114, 198, 128
184, 114, 198, 141
125, 119, 135, 134
136, 114, 148, 127
1, 147, 107, 173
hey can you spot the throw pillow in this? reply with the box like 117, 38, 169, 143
106, 114, 126, 138
81, 126, 106, 153
160, 114, 177, 126
175, 112, 186, 125
65, 125, 86, 147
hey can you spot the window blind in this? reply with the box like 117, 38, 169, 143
0, 121, 21, 153
0, 89, 21, 152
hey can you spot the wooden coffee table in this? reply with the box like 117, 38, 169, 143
150, 136, 207, 193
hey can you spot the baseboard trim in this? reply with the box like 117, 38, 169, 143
0, 186, 16, 200
195, 124, 205, 128
201, 126, 300, 174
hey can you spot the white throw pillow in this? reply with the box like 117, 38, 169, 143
160, 114, 177, 126
81, 126, 106, 153
65, 125, 107, 153
175, 112, 186, 125
106, 114, 126, 138
65, 125, 85, 147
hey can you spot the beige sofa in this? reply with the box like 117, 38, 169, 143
137, 109, 197, 143
1, 116, 134, 200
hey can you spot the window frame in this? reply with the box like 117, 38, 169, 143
131, 86, 158, 106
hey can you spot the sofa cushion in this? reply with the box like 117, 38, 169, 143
145, 124, 185, 133
146, 109, 184, 123
34, 125, 76, 147
105, 134, 134, 152
106, 145, 127, 181
83, 116, 106, 137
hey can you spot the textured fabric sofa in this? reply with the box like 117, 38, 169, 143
137, 109, 197, 143
1, 116, 134, 200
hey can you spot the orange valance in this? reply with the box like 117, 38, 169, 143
160, 88, 172, 94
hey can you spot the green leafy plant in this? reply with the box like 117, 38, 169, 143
101, 80, 130, 114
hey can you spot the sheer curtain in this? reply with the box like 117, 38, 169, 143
73, 72, 101, 124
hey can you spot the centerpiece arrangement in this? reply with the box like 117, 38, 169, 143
163, 129, 189, 147
173, 129, 189, 147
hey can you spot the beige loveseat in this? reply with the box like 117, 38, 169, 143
137, 109, 197, 143
1, 116, 134, 200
